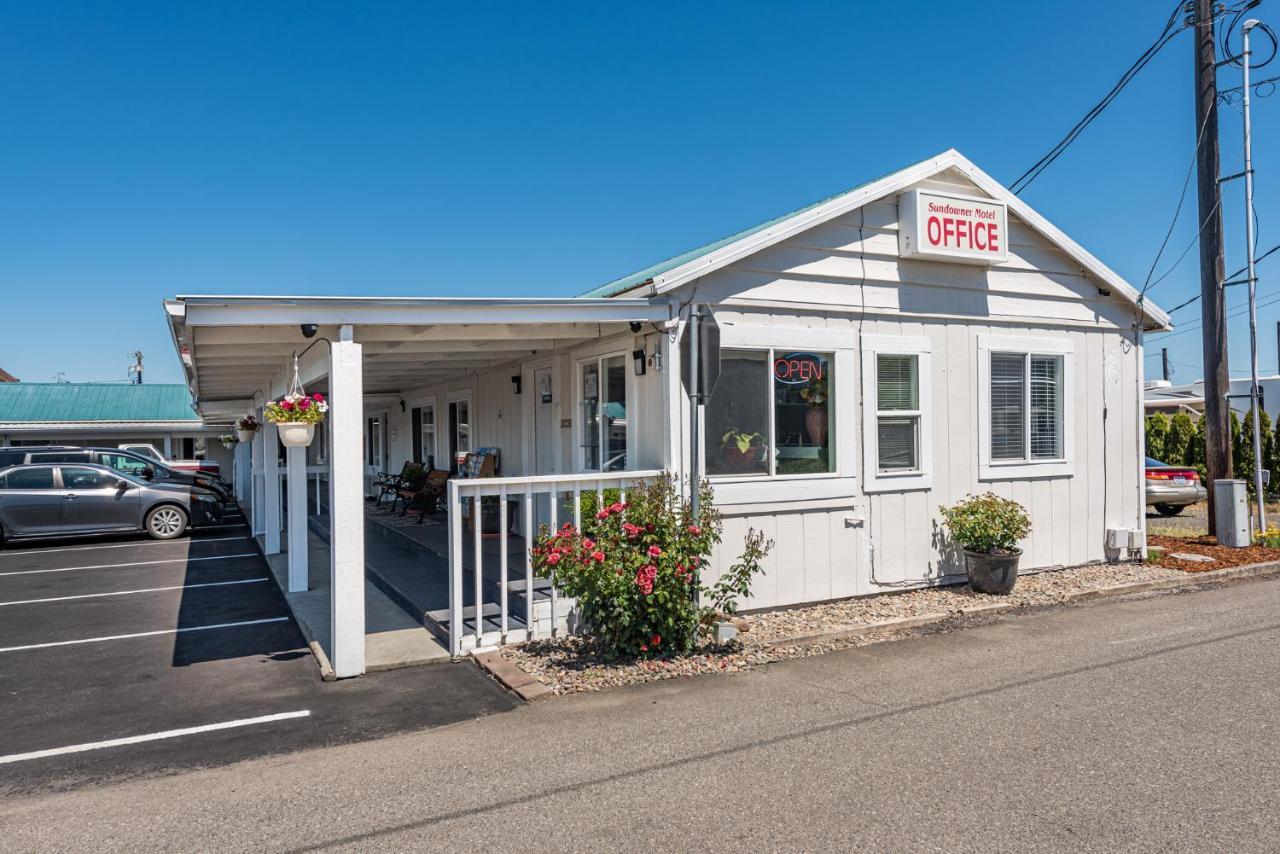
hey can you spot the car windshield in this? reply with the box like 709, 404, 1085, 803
1145, 457, 1169, 467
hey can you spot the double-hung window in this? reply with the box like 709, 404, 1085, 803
861, 336, 932, 491
978, 336, 1073, 479
705, 348, 835, 478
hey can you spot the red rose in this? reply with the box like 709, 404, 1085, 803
546, 553, 561, 566
591, 550, 605, 563
581, 537, 595, 550
688, 524, 702, 535
647, 545, 662, 558
651, 634, 661, 646
596, 509, 609, 520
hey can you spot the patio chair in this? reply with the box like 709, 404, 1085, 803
374, 461, 421, 506
396, 468, 450, 523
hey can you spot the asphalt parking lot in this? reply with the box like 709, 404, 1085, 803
0, 508, 518, 796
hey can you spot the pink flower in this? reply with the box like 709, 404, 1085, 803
622, 522, 641, 538
282, 400, 295, 411
647, 545, 662, 558
312, 393, 325, 403
546, 552, 561, 566
634, 564, 657, 595
688, 524, 702, 535
596, 509, 609, 520
591, 550, 606, 563
609, 502, 626, 513
298, 397, 311, 409
581, 537, 595, 550
640, 644, 649, 652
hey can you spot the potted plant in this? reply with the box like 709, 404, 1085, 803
720, 429, 763, 473
940, 492, 1032, 594
218, 434, 239, 450
799, 376, 827, 447
264, 392, 328, 448
236, 414, 260, 444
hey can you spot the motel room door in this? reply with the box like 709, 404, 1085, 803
532, 367, 556, 531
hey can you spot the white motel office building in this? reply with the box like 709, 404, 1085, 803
165, 150, 1170, 678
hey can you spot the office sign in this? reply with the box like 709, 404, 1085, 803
898, 189, 1008, 265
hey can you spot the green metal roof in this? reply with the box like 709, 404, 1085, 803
576, 165, 902, 299
0, 383, 201, 424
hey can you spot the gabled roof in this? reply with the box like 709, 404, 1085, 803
0, 383, 202, 425
579, 149, 1171, 331
0, 367, 17, 383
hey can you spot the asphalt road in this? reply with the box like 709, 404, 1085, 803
5, 572, 1280, 851
0, 514, 517, 797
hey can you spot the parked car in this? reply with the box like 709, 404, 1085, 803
2, 446, 231, 503
0, 463, 224, 543
119, 443, 220, 477
1145, 456, 1207, 516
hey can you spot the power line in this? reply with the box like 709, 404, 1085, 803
1011, 1, 1188, 195
1155, 241, 1280, 316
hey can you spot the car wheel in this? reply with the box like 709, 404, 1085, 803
1154, 503, 1185, 517
146, 505, 189, 539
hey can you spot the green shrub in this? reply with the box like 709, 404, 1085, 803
939, 492, 1031, 554
1145, 413, 1169, 461
1166, 412, 1196, 466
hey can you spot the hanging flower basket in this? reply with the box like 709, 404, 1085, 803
276, 422, 316, 448
262, 358, 328, 449
236, 414, 261, 444
218, 434, 239, 450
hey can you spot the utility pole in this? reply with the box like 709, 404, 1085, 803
1242, 18, 1266, 533
1194, 0, 1232, 532
1162, 347, 1170, 382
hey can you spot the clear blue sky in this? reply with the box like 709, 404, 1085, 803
1, 0, 1276, 384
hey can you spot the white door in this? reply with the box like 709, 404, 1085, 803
532, 367, 556, 532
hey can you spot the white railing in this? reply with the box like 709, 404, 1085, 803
447, 469, 661, 655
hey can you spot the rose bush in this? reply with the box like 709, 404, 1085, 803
531, 474, 770, 659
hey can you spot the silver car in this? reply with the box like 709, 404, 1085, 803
0, 463, 224, 544
1145, 456, 1208, 517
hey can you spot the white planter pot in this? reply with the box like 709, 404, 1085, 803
220, 439, 237, 450
236, 428, 257, 444
276, 422, 316, 448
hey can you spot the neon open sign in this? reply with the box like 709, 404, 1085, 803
773, 353, 824, 384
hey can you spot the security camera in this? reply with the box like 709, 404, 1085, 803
629, 321, 643, 333
300, 324, 319, 338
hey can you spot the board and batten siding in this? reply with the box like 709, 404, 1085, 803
698, 170, 1144, 611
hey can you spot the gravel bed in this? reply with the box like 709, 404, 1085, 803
500, 561, 1185, 695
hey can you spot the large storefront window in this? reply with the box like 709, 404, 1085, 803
581, 354, 627, 471
706, 349, 834, 477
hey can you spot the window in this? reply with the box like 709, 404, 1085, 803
706, 349, 834, 478
581, 354, 627, 471
421, 404, 436, 467
0, 468, 55, 490
861, 336, 932, 491
95, 452, 152, 477
60, 467, 121, 490
979, 336, 1073, 479
876, 355, 919, 472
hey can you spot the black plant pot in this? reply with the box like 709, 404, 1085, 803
963, 549, 1021, 595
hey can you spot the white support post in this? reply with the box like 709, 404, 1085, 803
234, 442, 249, 503
286, 444, 309, 592
251, 422, 265, 535
263, 420, 282, 554
162, 435, 173, 459
329, 325, 366, 678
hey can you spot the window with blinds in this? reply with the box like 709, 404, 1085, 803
876, 353, 919, 472
989, 352, 1064, 463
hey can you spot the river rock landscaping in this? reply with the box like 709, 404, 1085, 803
499, 560, 1188, 695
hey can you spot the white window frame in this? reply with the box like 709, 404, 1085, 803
977, 334, 1074, 480
577, 352, 629, 472
860, 335, 932, 492
420, 399, 437, 467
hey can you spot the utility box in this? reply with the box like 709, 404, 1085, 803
1214, 479, 1250, 548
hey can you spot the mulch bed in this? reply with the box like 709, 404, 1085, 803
1147, 534, 1280, 572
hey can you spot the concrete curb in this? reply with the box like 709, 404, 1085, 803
473, 651, 551, 701
761, 559, 1280, 650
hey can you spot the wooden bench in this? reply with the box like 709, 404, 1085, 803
394, 468, 450, 523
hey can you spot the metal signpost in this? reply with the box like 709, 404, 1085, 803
680, 306, 720, 516
1242, 18, 1267, 534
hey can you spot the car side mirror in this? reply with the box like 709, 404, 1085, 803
116, 480, 130, 491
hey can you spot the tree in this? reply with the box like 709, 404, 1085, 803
1187, 415, 1208, 480
1167, 412, 1196, 467
1145, 413, 1169, 461
1234, 409, 1254, 495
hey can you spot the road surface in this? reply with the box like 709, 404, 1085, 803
5, 575, 1280, 851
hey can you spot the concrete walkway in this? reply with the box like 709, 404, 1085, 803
265, 530, 450, 675
9, 575, 1280, 850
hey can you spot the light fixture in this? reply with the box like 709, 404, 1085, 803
511, 375, 522, 395
300, 324, 319, 338
632, 348, 646, 376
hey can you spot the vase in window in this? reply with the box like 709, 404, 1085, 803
800, 378, 828, 447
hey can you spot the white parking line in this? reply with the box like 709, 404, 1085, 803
0, 710, 312, 765
0, 552, 260, 578
0, 577, 270, 607
0, 535, 250, 558
0, 616, 292, 653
